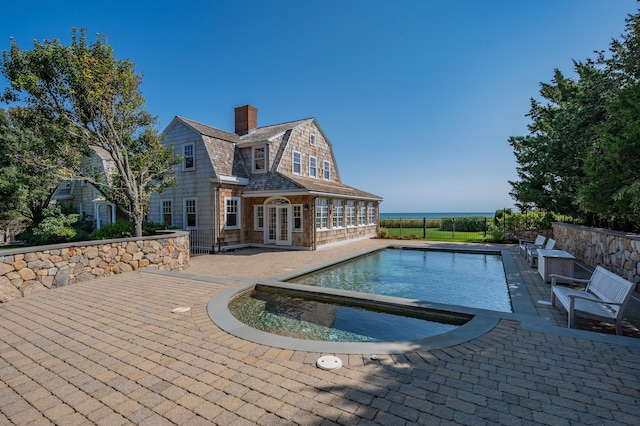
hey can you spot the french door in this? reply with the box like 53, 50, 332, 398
265, 205, 291, 246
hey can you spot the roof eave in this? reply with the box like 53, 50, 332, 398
308, 190, 383, 201
242, 189, 310, 198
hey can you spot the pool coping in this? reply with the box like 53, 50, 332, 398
207, 245, 550, 354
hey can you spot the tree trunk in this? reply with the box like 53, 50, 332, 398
130, 207, 144, 238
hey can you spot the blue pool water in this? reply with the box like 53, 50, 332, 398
289, 249, 512, 313
228, 289, 466, 342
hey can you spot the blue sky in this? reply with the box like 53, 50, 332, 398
2, 0, 638, 213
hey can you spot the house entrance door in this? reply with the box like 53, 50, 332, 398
264, 198, 292, 246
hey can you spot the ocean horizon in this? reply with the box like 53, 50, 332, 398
380, 212, 494, 220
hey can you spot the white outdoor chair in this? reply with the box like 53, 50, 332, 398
528, 238, 555, 267
519, 235, 546, 257
551, 266, 635, 335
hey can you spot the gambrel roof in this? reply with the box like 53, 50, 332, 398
164, 115, 381, 201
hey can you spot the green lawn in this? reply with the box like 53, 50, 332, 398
384, 227, 486, 243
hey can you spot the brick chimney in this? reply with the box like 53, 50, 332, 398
234, 105, 258, 135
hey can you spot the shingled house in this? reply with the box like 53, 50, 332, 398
52, 145, 127, 229
146, 105, 382, 251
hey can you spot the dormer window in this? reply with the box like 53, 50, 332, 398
253, 146, 267, 173
183, 143, 195, 171
310, 134, 316, 146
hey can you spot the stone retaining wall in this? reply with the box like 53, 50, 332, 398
552, 222, 640, 284
0, 231, 190, 303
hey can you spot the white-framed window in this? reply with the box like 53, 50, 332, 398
309, 156, 318, 178
332, 199, 344, 228
358, 201, 366, 226
184, 198, 197, 228
183, 143, 195, 171
225, 197, 241, 229
252, 146, 267, 173
292, 150, 302, 175
254, 205, 264, 230
293, 205, 302, 231
368, 202, 376, 224
346, 201, 356, 227
161, 199, 173, 226
316, 198, 329, 230
78, 203, 85, 217
323, 160, 331, 180
310, 134, 316, 146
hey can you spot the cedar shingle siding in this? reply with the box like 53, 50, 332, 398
145, 105, 383, 251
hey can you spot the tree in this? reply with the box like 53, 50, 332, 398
509, 60, 616, 219
1, 29, 180, 237
0, 107, 77, 230
579, 80, 640, 229
509, 9, 640, 231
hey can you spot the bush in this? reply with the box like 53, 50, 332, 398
142, 221, 171, 235
17, 205, 90, 245
92, 221, 133, 240
502, 211, 553, 230
484, 229, 505, 243
377, 228, 389, 238
92, 221, 171, 240
439, 216, 486, 232
380, 218, 440, 228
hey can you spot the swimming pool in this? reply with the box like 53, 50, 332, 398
207, 246, 528, 353
288, 248, 512, 313
228, 286, 469, 342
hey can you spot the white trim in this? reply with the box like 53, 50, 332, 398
309, 155, 318, 178
183, 197, 198, 228
308, 191, 383, 201
182, 142, 195, 171
254, 205, 264, 230
292, 150, 302, 175
212, 175, 250, 185
241, 189, 382, 201
160, 199, 173, 226
292, 204, 303, 232
224, 196, 241, 230
310, 134, 316, 146
323, 160, 331, 180
315, 197, 329, 230
93, 199, 116, 230
332, 199, 344, 229
252, 145, 268, 173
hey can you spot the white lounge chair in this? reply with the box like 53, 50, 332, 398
551, 266, 635, 335
527, 238, 555, 267
519, 235, 546, 257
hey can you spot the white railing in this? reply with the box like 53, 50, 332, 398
187, 228, 215, 255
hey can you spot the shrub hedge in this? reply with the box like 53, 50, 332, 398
440, 216, 487, 232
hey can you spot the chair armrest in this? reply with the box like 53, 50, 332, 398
550, 274, 590, 286
567, 293, 623, 306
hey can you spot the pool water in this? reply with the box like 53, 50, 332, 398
228, 288, 465, 342
289, 249, 512, 313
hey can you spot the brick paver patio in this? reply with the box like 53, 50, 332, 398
1, 240, 640, 425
